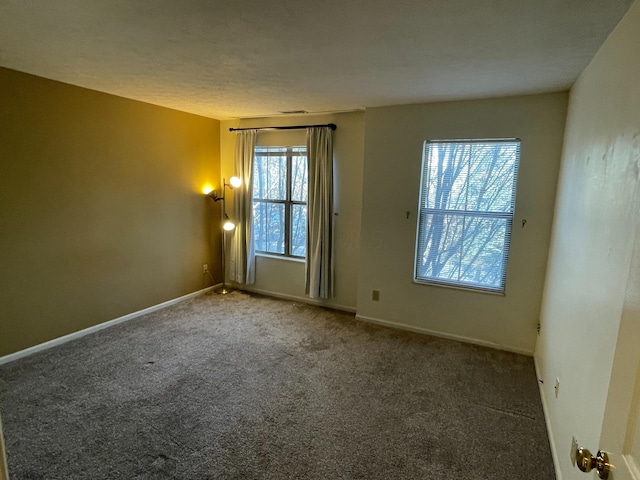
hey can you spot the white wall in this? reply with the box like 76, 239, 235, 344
357, 93, 568, 354
535, 2, 640, 478
220, 112, 365, 311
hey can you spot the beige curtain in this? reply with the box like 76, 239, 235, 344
305, 127, 334, 299
229, 130, 257, 285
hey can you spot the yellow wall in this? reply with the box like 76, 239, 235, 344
535, 2, 640, 478
357, 93, 568, 354
0, 68, 221, 357
220, 112, 365, 311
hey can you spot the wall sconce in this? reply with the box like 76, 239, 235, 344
206, 176, 241, 294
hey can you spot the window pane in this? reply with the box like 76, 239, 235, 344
252, 152, 286, 200
252, 201, 268, 253
458, 217, 508, 288
291, 204, 307, 257
465, 143, 518, 213
416, 212, 508, 289
252, 201, 285, 254
424, 141, 519, 213
291, 155, 308, 202
424, 143, 470, 211
416, 212, 464, 281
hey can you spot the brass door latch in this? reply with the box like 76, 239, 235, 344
572, 441, 611, 479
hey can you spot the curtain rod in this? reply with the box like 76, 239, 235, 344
229, 123, 336, 132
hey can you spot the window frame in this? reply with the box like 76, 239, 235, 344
413, 138, 521, 294
252, 145, 307, 259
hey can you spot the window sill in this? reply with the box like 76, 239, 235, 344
412, 278, 505, 296
256, 253, 306, 264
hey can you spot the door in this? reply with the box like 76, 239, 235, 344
596, 226, 640, 479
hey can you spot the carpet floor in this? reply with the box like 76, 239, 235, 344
0, 291, 554, 479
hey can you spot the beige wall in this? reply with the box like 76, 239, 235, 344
535, 2, 640, 478
357, 93, 568, 354
220, 112, 365, 311
0, 68, 221, 357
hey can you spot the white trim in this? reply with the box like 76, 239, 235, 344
255, 252, 305, 263
0, 286, 218, 366
534, 353, 562, 480
0, 415, 8, 480
355, 313, 534, 356
239, 286, 356, 313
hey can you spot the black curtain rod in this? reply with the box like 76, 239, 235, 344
229, 123, 336, 132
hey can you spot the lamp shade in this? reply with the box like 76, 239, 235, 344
229, 176, 242, 188
223, 220, 236, 231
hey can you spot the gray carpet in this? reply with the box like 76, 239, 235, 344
0, 291, 554, 479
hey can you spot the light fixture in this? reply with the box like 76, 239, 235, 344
223, 214, 236, 231
206, 177, 241, 294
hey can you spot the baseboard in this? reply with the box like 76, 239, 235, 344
239, 286, 357, 314
0, 415, 8, 480
534, 353, 562, 480
355, 314, 534, 356
0, 285, 218, 366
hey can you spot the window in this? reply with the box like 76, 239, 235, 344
414, 139, 520, 293
252, 146, 308, 258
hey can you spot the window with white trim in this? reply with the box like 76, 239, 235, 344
252, 146, 308, 258
414, 139, 520, 293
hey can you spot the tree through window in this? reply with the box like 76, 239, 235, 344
414, 139, 520, 293
252, 146, 307, 257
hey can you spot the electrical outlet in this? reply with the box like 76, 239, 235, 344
372, 290, 380, 301
202, 264, 209, 274
554, 377, 560, 398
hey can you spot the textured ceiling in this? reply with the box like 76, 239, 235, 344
0, 0, 633, 119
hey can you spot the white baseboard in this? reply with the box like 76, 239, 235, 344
0, 285, 218, 366
239, 286, 357, 314
0, 415, 8, 480
355, 314, 534, 356
534, 353, 562, 480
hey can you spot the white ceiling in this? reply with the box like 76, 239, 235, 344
0, 0, 633, 119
